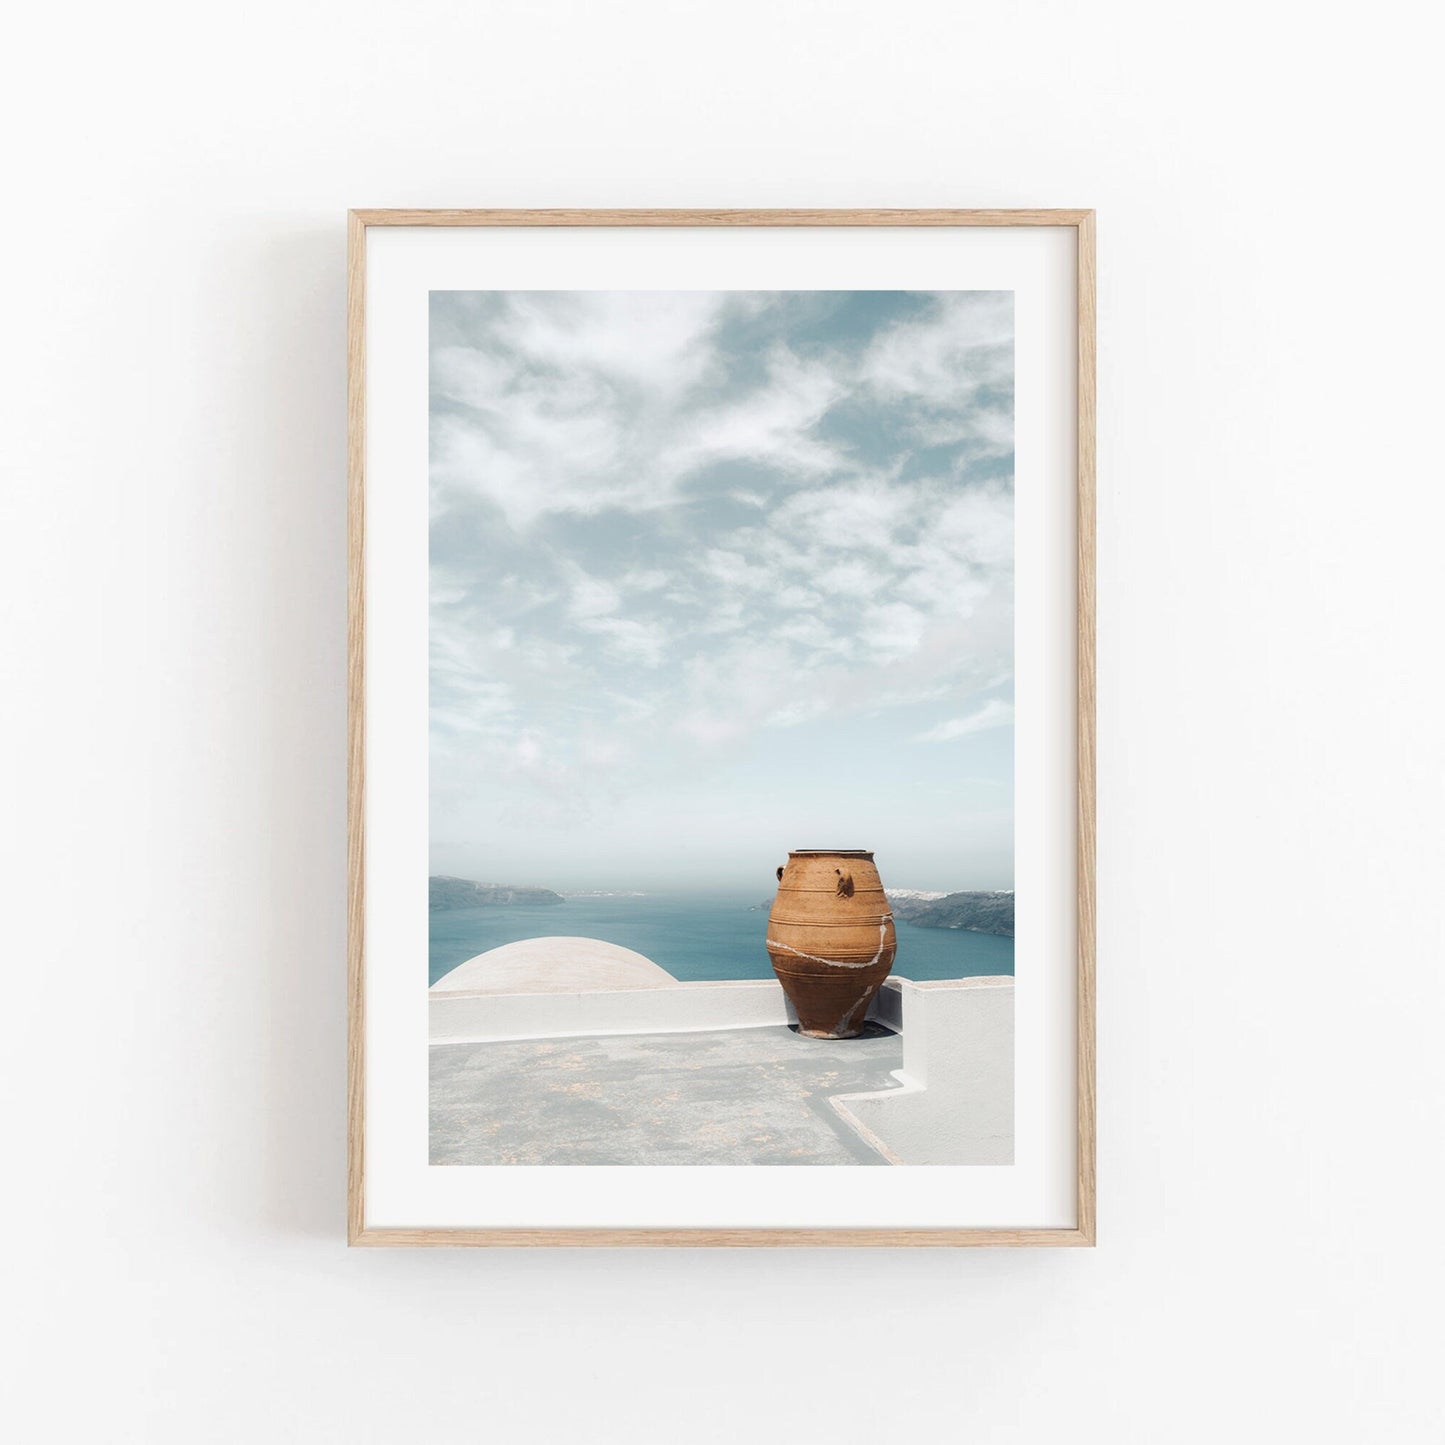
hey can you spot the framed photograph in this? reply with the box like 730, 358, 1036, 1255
348, 209, 1095, 1245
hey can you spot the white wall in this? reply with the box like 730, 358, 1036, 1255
3, 2, 1443, 1441
429, 978, 797, 1042
836, 978, 1015, 1164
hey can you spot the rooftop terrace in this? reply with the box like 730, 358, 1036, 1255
431, 1022, 903, 1165
429, 938, 1014, 1166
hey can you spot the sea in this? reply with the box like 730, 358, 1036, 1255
428, 891, 1015, 987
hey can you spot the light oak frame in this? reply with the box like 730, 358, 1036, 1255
347, 209, 1096, 1247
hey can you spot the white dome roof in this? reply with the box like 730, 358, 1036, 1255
430, 936, 677, 994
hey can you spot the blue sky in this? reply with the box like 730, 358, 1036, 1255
429, 290, 1013, 892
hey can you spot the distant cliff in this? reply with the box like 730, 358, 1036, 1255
429, 876, 565, 912
886, 890, 1014, 937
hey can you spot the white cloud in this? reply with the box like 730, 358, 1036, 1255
620, 568, 671, 592
860, 601, 930, 662
811, 558, 891, 598
581, 615, 668, 668
661, 346, 846, 481
771, 477, 919, 553
564, 564, 621, 620
861, 292, 1014, 404
492, 291, 730, 400
912, 699, 1015, 743
429, 294, 857, 531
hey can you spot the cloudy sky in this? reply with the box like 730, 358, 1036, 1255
429, 290, 1013, 893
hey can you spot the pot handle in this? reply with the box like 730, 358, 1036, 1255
835, 870, 854, 898
776, 864, 785, 881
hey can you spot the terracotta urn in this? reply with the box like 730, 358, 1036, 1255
766, 850, 897, 1039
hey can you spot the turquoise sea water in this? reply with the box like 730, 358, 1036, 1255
428, 892, 1015, 986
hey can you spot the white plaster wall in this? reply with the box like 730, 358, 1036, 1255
3, 3, 1444, 1442
430, 978, 798, 1042
835, 978, 1014, 1164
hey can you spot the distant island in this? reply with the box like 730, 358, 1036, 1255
748, 888, 1014, 937
887, 890, 1014, 937
429, 876, 565, 912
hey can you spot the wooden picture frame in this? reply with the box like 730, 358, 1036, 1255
348, 209, 1095, 1246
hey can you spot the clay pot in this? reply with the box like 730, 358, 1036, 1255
766, 850, 897, 1039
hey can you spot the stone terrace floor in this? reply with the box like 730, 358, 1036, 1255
430, 1022, 903, 1166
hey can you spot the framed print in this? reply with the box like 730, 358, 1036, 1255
347, 209, 1095, 1246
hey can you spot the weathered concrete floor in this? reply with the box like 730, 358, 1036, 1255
430, 1024, 903, 1165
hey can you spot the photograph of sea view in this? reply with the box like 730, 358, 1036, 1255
428, 289, 1015, 1165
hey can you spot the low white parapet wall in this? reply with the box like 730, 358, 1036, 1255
430, 978, 804, 1044
832, 975, 1014, 1165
